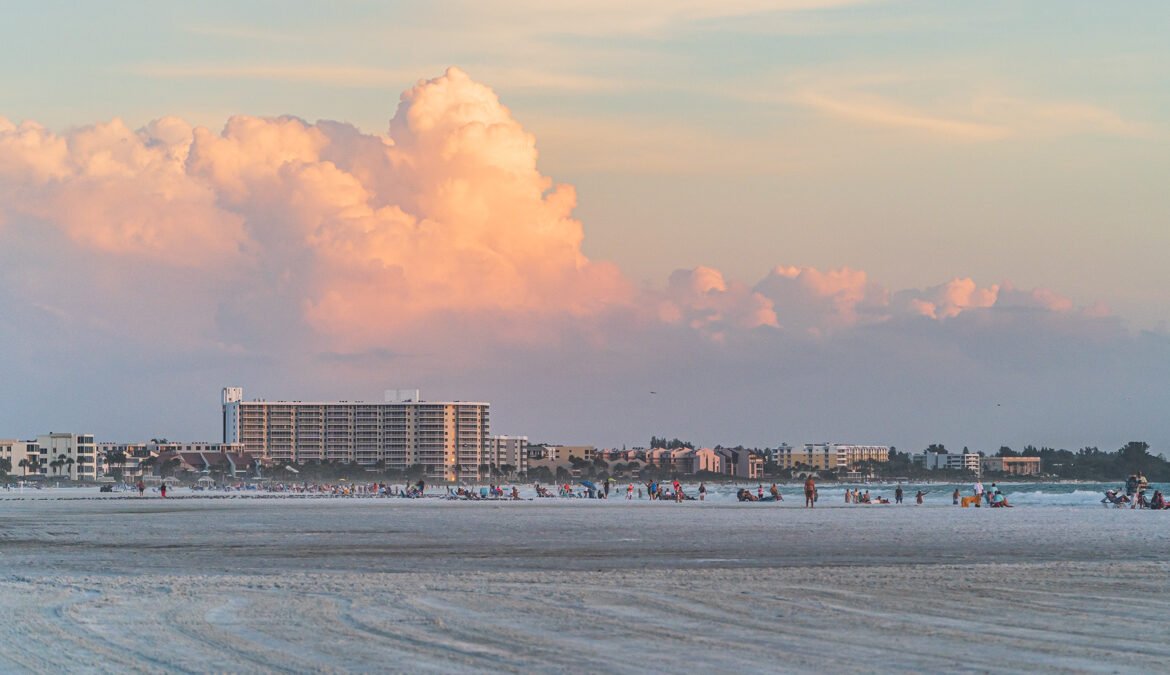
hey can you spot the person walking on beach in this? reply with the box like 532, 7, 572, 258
895, 484, 904, 504
757, 484, 764, 501
627, 483, 634, 500
804, 476, 816, 508
159, 482, 167, 498
698, 482, 707, 501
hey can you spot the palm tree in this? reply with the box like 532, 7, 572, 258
18, 458, 28, 478
105, 449, 127, 482
0, 457, 11, 478
140, 456, 158, 474
64, 457, 75, 480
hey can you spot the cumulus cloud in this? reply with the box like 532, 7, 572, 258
2, 67, 1160, 452
656, 267, 778, 342
1, 68, 634, 354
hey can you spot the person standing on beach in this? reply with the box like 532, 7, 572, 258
845, 489, 851, 504
136, 480, 145, 497
952, 488, 960, 505
698, 482, 707, 501
160, 482, 167, 498
804, 476, 816, 508
895, 484, 904, 504
770, 484, 781, 503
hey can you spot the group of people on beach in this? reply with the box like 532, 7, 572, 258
957, 482, 1012, 507
842, 484, 926, 505
449, 484, 521, 500
735, 483, 785, 503
1102, 472, 1166, 508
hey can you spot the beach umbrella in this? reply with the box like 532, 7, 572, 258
579, 480, 598, 490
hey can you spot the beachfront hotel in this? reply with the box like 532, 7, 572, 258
770, 443, 891, 472
222, 387, 490, 481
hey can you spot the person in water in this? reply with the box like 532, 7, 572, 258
915, 490, 925, 505
952, 488, 960, 505
895, 484, 904, 504
770, 484, 782, 502
804, 476, 816, 508
698, 482, 707, 501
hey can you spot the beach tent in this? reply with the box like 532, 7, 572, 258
196, 476, 215, 488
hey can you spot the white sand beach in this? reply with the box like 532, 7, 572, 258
1, 498, 1167, 673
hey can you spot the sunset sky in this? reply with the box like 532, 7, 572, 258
1, 1, 1167, 453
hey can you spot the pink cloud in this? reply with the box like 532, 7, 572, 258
0, 67, 1111, 362
656, 266, 778, 341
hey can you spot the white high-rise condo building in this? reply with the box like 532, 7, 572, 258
222, 387, 489, 481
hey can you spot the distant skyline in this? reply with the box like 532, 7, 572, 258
1, 2, 1168, 454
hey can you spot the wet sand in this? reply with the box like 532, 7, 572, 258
0, 499, 1167, 672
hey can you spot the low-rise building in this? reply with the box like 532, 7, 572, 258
914, 450, 981, 473
981, 456, 1042, 476
98, 441, 246, 481
0, 439, 40, 478
154, 449, 257, 479
771, 443, 891, 473
526, 444, 595, 476
35, 433, 97, 481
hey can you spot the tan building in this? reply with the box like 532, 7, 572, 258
0, 439, 40, 478
981, 456, 1041, 476
223, 387, 489, 481
771, 443, 890, 474
642, 447, 763, 480
527, 444, 595, 475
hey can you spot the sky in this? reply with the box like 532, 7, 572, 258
0, 1, 1168, 454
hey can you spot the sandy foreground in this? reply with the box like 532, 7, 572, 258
0, 499, 1167, 673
